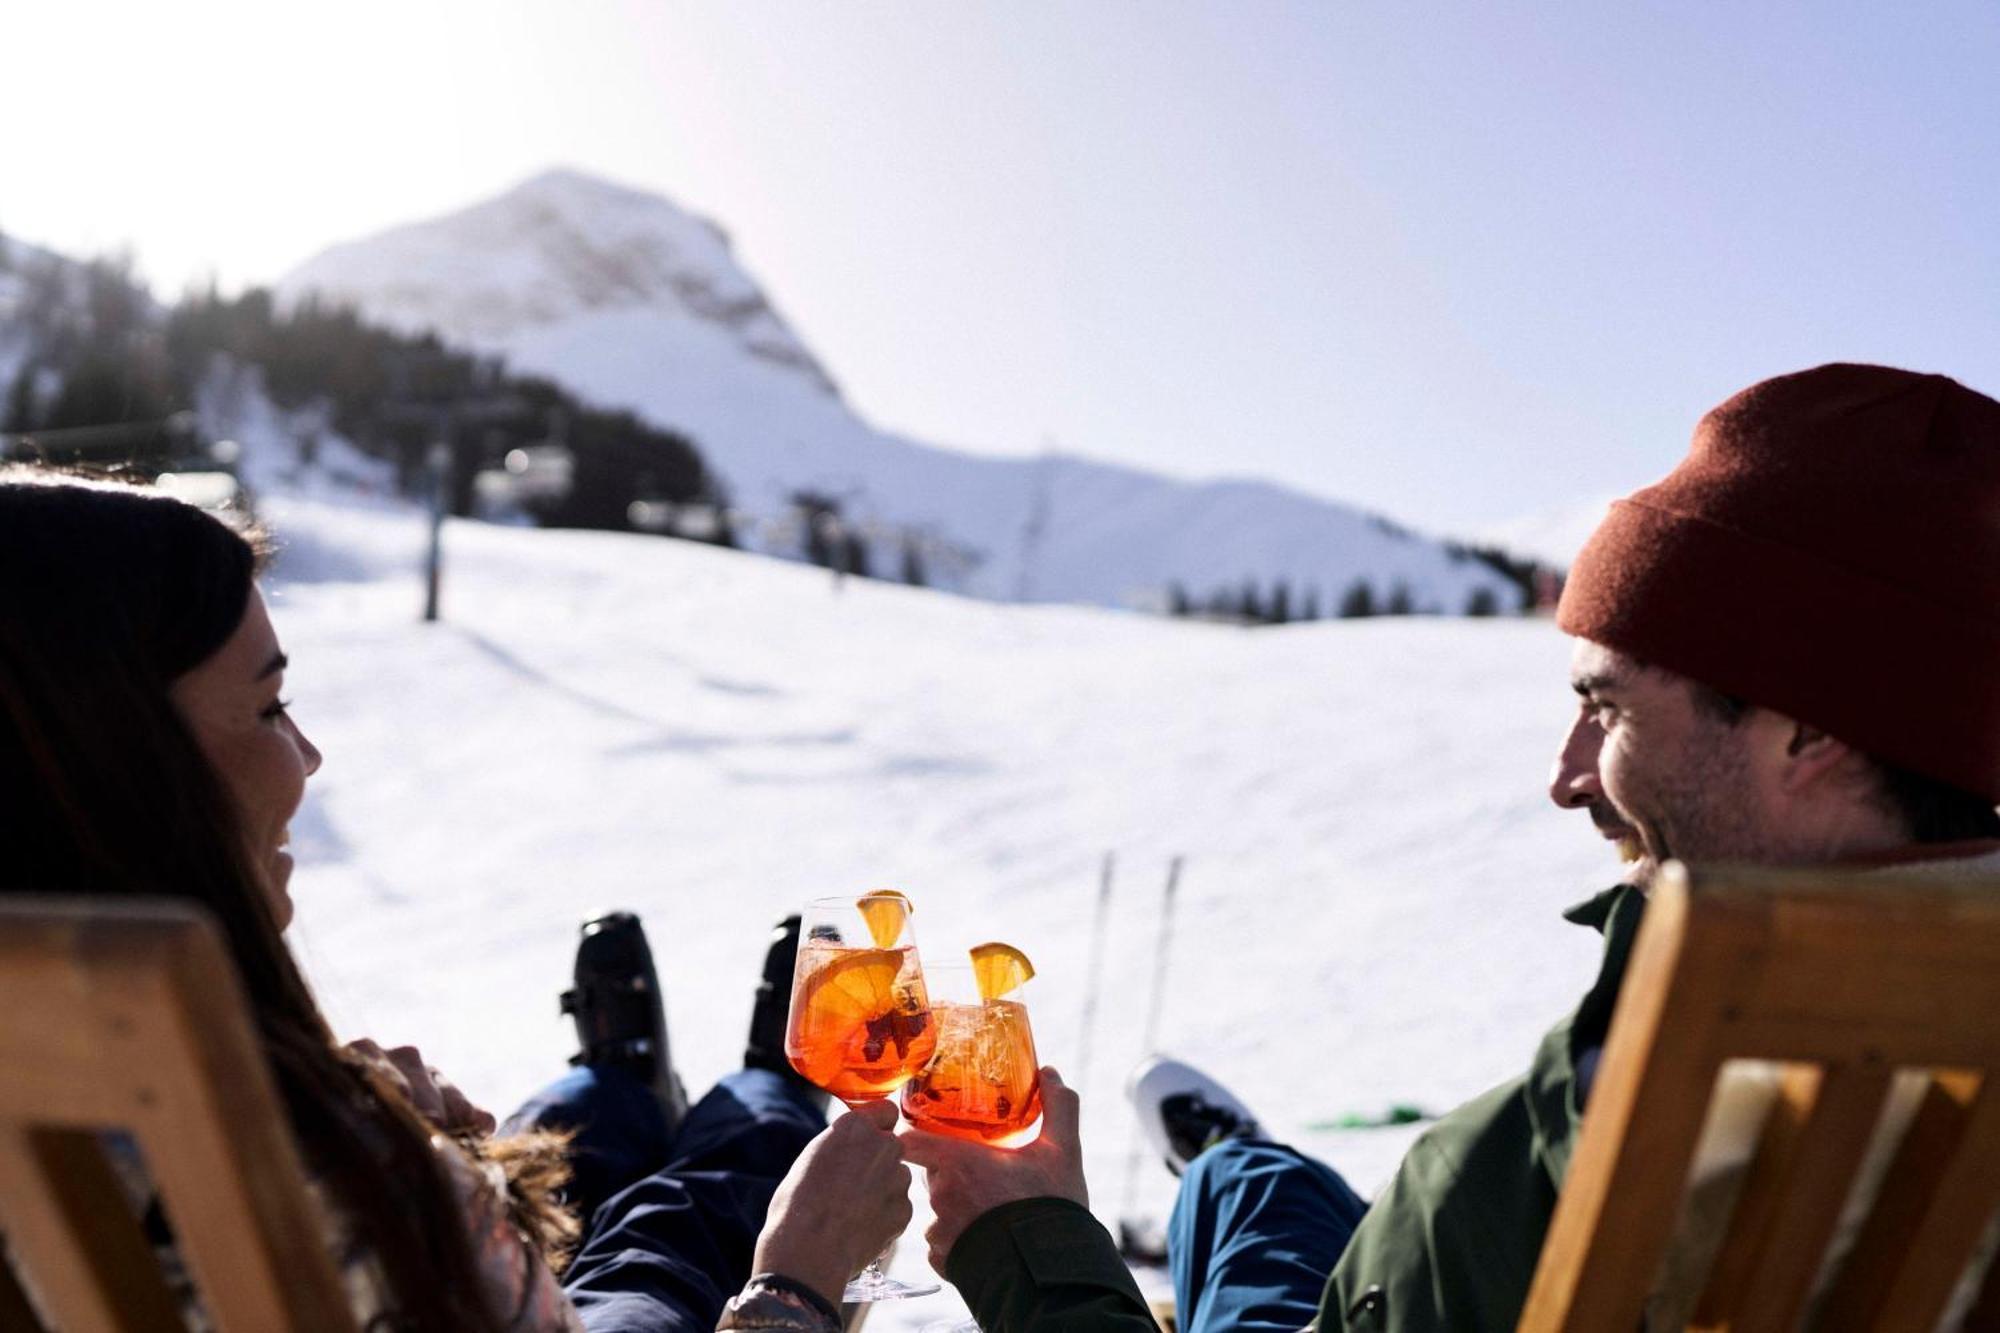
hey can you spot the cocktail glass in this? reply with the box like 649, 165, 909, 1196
906, 964, 1043, 1333
900, 966, 1042, 1145
783, 892, 940, 1302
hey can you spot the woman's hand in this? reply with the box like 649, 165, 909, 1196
752, 1099, 914, 1307
900, 1067, 1089, 1274
346, 1038, 497, 1136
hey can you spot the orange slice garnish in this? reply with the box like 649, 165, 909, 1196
970, 942, 1035, 1000
807, 947, 906, 1021
857, 890, 911, 948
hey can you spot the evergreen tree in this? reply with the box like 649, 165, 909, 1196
793, 492, 842, 568
901, 535, 928, 588
1299, 586, 1321, 622
156, 287, 723, 532
80, 254, 149, 351
43, 351, 177, 436
3, 363, 37, 433
1240, 579, 1265, 623
844, 531, 872, 580
1269, 579, 1292, 625
1465, 586, 1500, 617
1167, 581, 1192, 616
1457, 541, 1546, 612
16, 253, 79, 361
1385, 581, 1416, 615
1339, 579, 1376, 618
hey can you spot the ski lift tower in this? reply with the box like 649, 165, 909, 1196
376, 353, 529, 624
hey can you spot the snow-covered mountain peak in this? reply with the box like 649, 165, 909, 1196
273, 171, 1523, 612
280, 167, 837, 396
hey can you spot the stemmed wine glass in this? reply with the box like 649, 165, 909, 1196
783, 891, 940, 1302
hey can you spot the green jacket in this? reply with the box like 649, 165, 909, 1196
947, 884, 1646, 1333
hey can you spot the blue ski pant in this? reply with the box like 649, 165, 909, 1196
504, 1065, 824, 1333
1169, 1138, 1370, 1333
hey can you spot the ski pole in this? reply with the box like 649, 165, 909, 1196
1073, 851, 1117, 1102
1120, 854, 1185, 1225
1138, 854, 1183, 1057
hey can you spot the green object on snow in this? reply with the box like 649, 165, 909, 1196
1306, 1103, 1434, 1130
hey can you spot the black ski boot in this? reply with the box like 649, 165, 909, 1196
562, 911, 689, 1137
743, 913, 829, 1114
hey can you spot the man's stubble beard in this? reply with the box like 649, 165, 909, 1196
1610, 722, 1765, 893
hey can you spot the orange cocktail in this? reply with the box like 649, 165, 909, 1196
782, 891, 940, 1304
902, 945, 1042, 1144
901, 995, 1042, 1142
786, 938, 934, 1103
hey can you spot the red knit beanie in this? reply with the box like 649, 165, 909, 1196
1557, 363, 2000, 801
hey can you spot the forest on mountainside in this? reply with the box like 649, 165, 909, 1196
0, 241, 727, 539
1, 234, 1560, 614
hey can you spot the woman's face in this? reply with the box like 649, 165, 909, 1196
169, 586, 322, 929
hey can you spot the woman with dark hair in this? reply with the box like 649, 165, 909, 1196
0, 471, 909, 1332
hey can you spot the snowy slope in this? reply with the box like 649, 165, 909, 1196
261, 486, 1619, 1326
278, 170, 1521, 614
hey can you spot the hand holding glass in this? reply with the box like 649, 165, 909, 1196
783, 892, 939, 1302
901, 950, 1042, 1333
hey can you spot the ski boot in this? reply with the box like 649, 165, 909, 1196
743, 913, 829, 1114
562, 911, 689, 1138
1127, 1054, 1262, 1177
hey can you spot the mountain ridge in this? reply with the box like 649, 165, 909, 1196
286, 168, 839, 397
278, 168, 1525, 612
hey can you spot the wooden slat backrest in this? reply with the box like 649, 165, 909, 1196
1517, 862, 2000, 1333
0, 897, 358, 1333
1807, 1073, 1978, 1332
1968, 1245, 2000, 1328
0, 1124, 186, 1331
0, 1231, 53, 1332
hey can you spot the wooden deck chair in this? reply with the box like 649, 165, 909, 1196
1518, 862, 2000, 1333
0, 896, 357, 1332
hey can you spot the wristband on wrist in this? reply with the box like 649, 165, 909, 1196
750, 1272, 842, 1323
717, 1272, 843, 1331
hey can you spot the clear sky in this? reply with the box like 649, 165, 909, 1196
4, 2, 1996, 537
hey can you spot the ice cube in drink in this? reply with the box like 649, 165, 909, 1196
901, 997, 1042, 1143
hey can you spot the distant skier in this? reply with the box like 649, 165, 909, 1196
906, 363, 2000, 1331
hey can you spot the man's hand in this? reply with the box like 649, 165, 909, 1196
900, 1067, 1089, 1274
345, 1038, 497, 1136
753, 1099, 915, 1307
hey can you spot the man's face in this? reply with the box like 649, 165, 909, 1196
1549, 641, 1773, 891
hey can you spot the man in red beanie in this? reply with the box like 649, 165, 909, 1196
905, 363, 2000, 1333
1555, 361, 2000, 882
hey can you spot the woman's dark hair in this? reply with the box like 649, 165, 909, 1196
0, 472, 504, 1332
